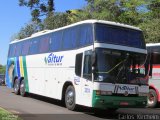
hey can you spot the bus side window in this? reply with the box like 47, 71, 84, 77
149, 46, 160, 77
75, 53, 83, 77
83, 51, 92, 80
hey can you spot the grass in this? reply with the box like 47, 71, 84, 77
0, 107, 22, 120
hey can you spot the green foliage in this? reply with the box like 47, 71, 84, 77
139, 19, 160, 43
0, 65, 6, 74
107, 0, 146, 24
84, 0, 121, 21
14, 22, 43, 40
147, 0, 160, 19
0, 107, 21, 120
19, 0, 54, 22
43, 12, 69, 30
15, 0, 160, 43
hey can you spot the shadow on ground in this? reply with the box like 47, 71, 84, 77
25, 93, 119, 119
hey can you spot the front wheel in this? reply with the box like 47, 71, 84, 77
147, 89, 157, 108
65, 85, 77, 110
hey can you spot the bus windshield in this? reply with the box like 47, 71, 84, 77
94, 48, 148, 85
95, 23, 145, 49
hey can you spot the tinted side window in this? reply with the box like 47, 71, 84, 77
29, 38, 39, 55
79, 24, 93, 47
22, 41, 30, 56
39, 35, 50, 53
9, 44, 16, 57
75, 53, 83, 77
150, 46, 160, 64
8, 44, 13, 57
152, 53, 160, 64
83, 50, 92, 80
62, 27, 78, 50
15, 43, 22, 56
50, 31, 62, 52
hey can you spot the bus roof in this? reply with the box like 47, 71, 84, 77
146, 43, 160, 47
10, 19, 141, 44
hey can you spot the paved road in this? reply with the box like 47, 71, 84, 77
0, 86, 160, 120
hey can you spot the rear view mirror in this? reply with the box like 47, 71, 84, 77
92, 51, 96, 66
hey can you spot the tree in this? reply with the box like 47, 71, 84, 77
84, 0, 122, 21
43, 12, 69, 30
0, 65, 6, 74
15, 0, 160, 44
147, 0, 160, 19
84, 0, 149, 25
19, 0, 54, 22
14, 22, 44, 40
139, 18, 160, 43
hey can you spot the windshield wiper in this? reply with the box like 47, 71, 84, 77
115, 54, 130, 84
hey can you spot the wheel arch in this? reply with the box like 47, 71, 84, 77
61, 81, 73, 101
19, 77, 24, 84
13, 76, 18, 87
13, 76, 24, 87
149, 85, 160, 102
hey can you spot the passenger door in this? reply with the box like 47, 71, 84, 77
80, 50, 93, 107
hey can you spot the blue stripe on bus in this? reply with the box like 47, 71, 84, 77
14, 57, 17, 78
16, 57, 20, 78
6, 59, 11, 88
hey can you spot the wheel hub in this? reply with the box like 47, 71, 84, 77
66, 91, 74, 105
148, 93, 155, 104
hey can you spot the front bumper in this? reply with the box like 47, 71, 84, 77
92, 91, 147, 109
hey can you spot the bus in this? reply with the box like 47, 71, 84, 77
6, 20, 149, 111
146, 43, 160, 108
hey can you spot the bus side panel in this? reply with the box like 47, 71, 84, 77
6, 58, 14, 88
149, 65, 160, 102
24, 51, 78, 100
6, 57, 19, 88
47, 50, 77, 100
26, 55, 45, 96
22, 56, 29, 92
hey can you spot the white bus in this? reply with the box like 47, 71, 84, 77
6, 20, 149, 111
146, 43, 160, 107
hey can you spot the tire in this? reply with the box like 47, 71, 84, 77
65, 85, 77, 110
13, 78, 20, 95
20, 80, 27, 97
147, 89, 158, 108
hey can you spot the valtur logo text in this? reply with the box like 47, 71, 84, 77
45, 53, 64, 64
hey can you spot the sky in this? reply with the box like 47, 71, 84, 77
0, 0, 86, 65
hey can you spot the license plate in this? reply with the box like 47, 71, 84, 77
120, 102, 129, 106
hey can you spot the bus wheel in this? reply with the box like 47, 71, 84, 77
147, 89, 157, 108
20, 80, 27, 97
65, 85, 76, 110
14, 78, 20, 95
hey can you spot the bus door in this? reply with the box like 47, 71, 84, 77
80, 50, 93, 106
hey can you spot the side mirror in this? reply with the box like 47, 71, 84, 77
92, 66, 96, 73
92, 51, 96, 66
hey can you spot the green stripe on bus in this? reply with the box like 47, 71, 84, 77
23, 56, 29, 92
